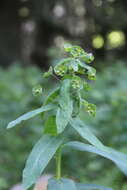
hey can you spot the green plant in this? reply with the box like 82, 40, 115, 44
7, 45, 127, 190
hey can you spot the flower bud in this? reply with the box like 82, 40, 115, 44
87, 68, 96, 80
82, 53, 94, 63
82, 100, 96, 117
71, 76, 82, 89
54, 64, 67, 76
32, 85, 42, 96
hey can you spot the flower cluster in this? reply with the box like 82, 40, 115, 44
34, 44, 96, 117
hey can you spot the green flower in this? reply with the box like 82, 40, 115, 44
32, 85, 42, 96
71, 76, 82, 89
83, 81, 91, 91
87, 68, 96, 80
54, 64, 68, 76
82, 100, 96, 117
82, 53, 94, 63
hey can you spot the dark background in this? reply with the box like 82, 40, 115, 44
0, 0, 127, 68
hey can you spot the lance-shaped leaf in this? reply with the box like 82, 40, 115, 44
23, 134, 64, 190
56, 101, 73, 134
59, 79, 71, 109
76, 183, 113, 190
7, 104, 55, 129
56, 79, 73, 133
48, 178, 77, 190
65, 141, 127, 176
70, 118, 104, 149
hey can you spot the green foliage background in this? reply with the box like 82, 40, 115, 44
0, 62, 127, 190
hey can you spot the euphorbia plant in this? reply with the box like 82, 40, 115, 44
7, 44, 127, 190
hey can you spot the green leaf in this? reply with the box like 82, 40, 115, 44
56, 79, 73, 133
44, 115, 57, 136
70, 118, 104, 149
23, 134, 64, 190
48, 178, 77, 190
44, 87, 60, 105
65, 141, 127, 176
76, 183, 113, 190
59, 79, 71, 109
7, 104, 56, 129
56, 101, 73, 134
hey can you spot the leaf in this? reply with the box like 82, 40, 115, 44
44, 115, 57, 136
70, 118, 104, 149
56, 79, 73, 133
65, 141, 127, 176
23, 134, 64, 190
7, 104, 55, 129
59, 79, 71, 109
56, 101, 73, 134
48, 178, 77, 190
76, 183, 113, 190
44, 87, 60, 105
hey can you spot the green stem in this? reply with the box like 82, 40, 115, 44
56, 147, 62, 179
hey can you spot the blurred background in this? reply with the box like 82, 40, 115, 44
0, 0, 127, 189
